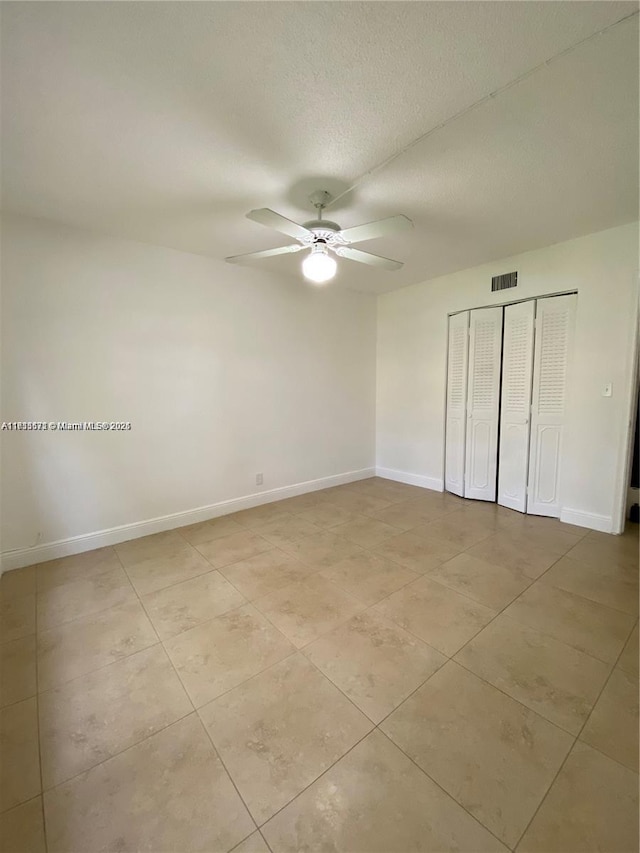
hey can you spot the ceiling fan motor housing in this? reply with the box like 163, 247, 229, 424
300, 222, 348, 249
302, 219, 340, 232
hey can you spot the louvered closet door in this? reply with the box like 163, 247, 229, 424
527, 294, 576, 517
445, 311, 470, 496
465, 306, 503, 501
498, 300, 535, 512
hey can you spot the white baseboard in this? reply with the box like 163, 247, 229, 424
560, 508, 614, 534
375, 467, 443, 492
1, 467, 375, 573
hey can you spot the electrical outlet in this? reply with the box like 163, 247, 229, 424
256, 473, 263, 486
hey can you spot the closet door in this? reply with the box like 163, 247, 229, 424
527, 294, 576, 517
498, 300, 535, 512
465, 306, 503, 501
445, 311, 469, 497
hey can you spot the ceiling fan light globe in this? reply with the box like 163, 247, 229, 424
302, 247, 337, 284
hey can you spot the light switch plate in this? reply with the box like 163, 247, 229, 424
603, 383, 613, 397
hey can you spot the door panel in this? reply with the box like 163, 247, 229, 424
469, 420, 491, 489
464, 306, 503, 501
527, 294, 576, 517
445, 311, 469, 496
498, 300, 535, 512
536, 426, 562, 503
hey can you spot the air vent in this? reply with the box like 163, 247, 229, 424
491, 271, 518, 292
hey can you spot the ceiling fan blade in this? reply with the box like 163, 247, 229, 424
334, 246, 403, 270
246, 208, 312, 241
338, 214, 413, 244
225, 244, 304, 264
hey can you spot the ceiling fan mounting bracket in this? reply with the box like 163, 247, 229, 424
303, 190, 344, 241
308, 190, 333, 210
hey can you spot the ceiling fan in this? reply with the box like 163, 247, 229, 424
225, 190, 413, 284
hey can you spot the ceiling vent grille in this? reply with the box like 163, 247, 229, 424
491, 271, 518, 292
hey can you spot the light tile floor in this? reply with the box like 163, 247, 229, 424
1, 478, 638, 853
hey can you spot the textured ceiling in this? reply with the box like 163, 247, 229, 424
2, 1, 638, 294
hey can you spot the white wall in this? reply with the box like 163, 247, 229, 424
1, 214, 376, 564
3, 216, 637, 569
376, 223, 639, 533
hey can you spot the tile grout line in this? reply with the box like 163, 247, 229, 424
34, 571, 142, 637
161, 525, 447, 726
0, 483, 604, 582
435, 529, 627, 670
228, 828, 273, 853
298, 633, 389, 726
357, 518, 543, 665
112, 543, 266, 853
375, 726, 513, 851
0, 598, 37, 710
35, 547, 199, 816
353, 507, 637, 839
246, 692, 509, 853
445, 537, 567, 656
571, 732, 640, 776
572, 618, 638, 748
32, 533, 405, 644
526, 544, 640, 616
26, 501, 629, 685
239, 507, 592, 847
252, 726, 375, 836
130, 500, 494, 843
38, 707, 197, 797
510, 615, 640, 851
450, 653, 583, 739
34, 552, 163, 694
194, 713, 263, 850
405, 534, 622, 740
33, 569, 48, 853
361, 517, 619, 739
257, 827, 275, 853
190, 643, 300, 715
29, 624, 633, 817
34, 637, 161, 702
174, 533, 389, 853
29, 498, 627, 734
140, 521, 344, 847
285, 574, 588, 850
31, 501, 438, 641
20, 491, 583, 604
356, 508, 633, 849
28, 527, 628, 813
11, 486, 635, 851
